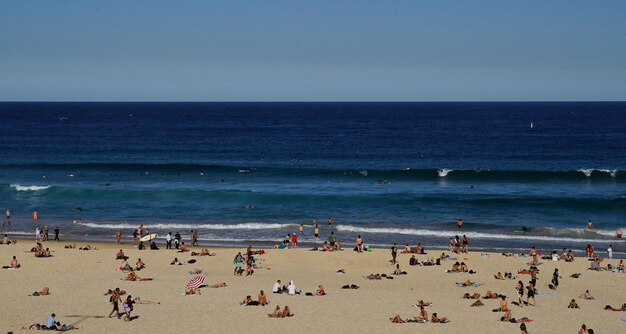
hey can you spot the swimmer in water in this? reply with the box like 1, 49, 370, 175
586, 220, 593, 230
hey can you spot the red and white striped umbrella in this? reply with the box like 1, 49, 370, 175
186, 276, 205, 289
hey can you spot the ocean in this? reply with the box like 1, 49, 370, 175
0, 102, 625, 256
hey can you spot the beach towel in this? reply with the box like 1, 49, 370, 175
619, 318, 626, 322
536, 291, 559, 295
456, 283, 483, 287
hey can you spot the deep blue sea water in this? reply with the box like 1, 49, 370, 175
0, 102, 625, 256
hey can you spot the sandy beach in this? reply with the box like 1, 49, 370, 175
0, 238, 624, 334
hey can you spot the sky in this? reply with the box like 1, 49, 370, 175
1, 1, 625, 101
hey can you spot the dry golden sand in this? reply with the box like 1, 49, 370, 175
0, 241, 624, 333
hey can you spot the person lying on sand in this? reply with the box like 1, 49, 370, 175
133, 296, 160, 304
390, 314, 406, 323
185, 288, 201, 295
367, 274, 382, 280
341, 284, 359, 289
191, 248, 216, 256
460, 279, 475, 287
64, 244, 76, 249
170, 257, 182, 265
603, 304, 626, 311
463, 293, 481, 299
483, 290, 502, 299
316, 285, 326, 296
1, 234, 16, 245
568, 299, 580, 309
471, 300, 484, 307
210, 282, 227, 288
30, 287, 50, 296
79, 245, 96, 250
431, 313, 449, 323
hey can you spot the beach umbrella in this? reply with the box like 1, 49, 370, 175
186, 276, 205, 289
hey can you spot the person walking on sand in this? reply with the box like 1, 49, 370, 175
391, 243, 398, 264
191, 230, 198, 247
108, 288, 122, 318
356, 235, 364, 253
116, 229, 122, 244
54, 226, 60, 241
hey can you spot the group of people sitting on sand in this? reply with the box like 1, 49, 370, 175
268, 305, 293, 318
494, 272, 516, 280
390, 306, 449, 323
402, 243, 426, 254
30, 243, 52, 257
241, 290, 269, 306
191, 248, 215, 256
447, 261, 475, 274
272, 280, 301, 295
28, 313, 78, 331
64, 244, 96, 250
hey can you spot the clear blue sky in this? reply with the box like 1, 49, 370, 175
1, 1, 625, 101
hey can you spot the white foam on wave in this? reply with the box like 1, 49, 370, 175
437, 168, 453, 177
578, 169, 618, 178
597, 169, 618, 178
336, 225, 614, 244
9, 184, 51, 191
78, 222, 294, 230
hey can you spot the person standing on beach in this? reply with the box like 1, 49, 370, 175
607, 244, 613, 259
166, 232, 172, 249
328, 232, 336, 248
462, 235, 469, 253
53, 227, 60, 241
191, 230, 198, 247
298, 224, 304, 236
314, 223, 319, 241
174, 232, 181, 249
43, 225, 48, 241
116, 229, 122, 244
35, 226, 41, 241
551, 269, 559, 290
391, 243, 398, 264
291, 233, 298, 248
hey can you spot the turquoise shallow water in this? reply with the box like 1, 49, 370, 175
0, 102, 625, 256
